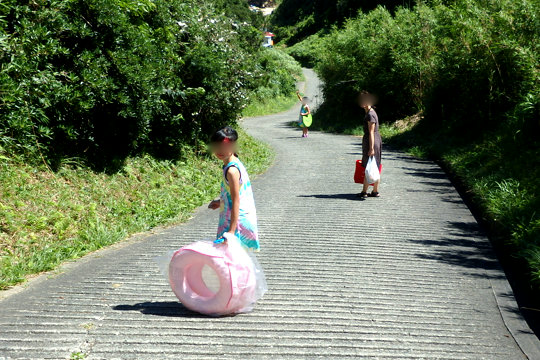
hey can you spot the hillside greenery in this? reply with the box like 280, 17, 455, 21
270, 0, 415, 45
0, 0, 299, 288
0, 128, 273, 290
0, 0, 296, 170
273, 0, 540, 289
243, 48, 303, 116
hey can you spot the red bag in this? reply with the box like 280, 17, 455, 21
354, 160, 382, 184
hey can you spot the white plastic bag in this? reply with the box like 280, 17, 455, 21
365, 156, 380, 184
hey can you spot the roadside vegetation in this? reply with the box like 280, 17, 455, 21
272, 0, 540, 289
0, 0, 297, 288
243, 48, 303, 117
269, 0, 409, 46
0, 127, 273, 290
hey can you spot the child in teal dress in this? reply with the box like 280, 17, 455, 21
208, 126, 259, 251
296, 90, 311, 138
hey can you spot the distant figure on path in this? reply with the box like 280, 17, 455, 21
296, 90, 311, 138
358, 91, 382, 198
208, 126, 260, 251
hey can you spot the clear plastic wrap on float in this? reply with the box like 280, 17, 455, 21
156, 233, 267, 316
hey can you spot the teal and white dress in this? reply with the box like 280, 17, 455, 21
217, 159, 259, 251
298, 104, 308, 126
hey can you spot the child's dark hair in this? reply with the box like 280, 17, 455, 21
210, 126, 239, 156
210, 126, 238, 143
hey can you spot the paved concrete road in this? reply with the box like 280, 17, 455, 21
1, 69, 538, 360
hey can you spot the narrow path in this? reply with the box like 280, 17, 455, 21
0, 69, 538, 359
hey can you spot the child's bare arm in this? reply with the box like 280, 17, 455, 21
226, 167, 241, 235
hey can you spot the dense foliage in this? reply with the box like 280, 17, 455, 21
279, 0, 540, 286
270, 0, 414, 45
284, 33, 326, 67
215, 0, 264, 28
316, 1, 538, 126
248, 48, 302, 105
0, 128, 273, 290
0, 0, 294, 170
242, 47, 303, 117
0, 0, 298, 288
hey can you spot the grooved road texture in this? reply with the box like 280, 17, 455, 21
1, 69, 539, 360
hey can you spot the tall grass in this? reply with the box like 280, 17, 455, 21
380, 119, 540, 288
243, 94, 299, 117
243, 48, 303, 117
0, 129, 273, 290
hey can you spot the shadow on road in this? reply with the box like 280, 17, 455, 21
389, 153, 433, 164
298, 193, 361, 201
113, 301, 204, 318
409, 221, 502, 279
401, 168, 448, 180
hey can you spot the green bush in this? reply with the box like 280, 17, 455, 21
315, 5, 439, 125
0, 0, 263, 170
315, 0, 539, 131
214, 0, 264, 30
0, 128, 274, 289
270, 0, 414, 45
249, 48, 303, 103
284, 33, 326, 68
241, 48, 303, 117
305, 0, 540, 286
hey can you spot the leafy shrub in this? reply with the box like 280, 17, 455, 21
249, 48, 302, 103
0, 0, 264, 170
270, 0, 414, 45
241, 48, 303, 117
284, 33, 326, 67
302, 0, 540, 285
214, 0, 264, 30
314, 0, 539, 132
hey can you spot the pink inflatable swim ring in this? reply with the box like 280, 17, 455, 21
169, 235, 257, 316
